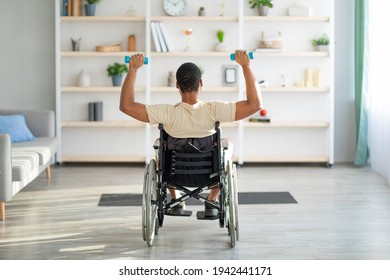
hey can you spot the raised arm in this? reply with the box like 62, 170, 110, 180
234, 50, 262, 121
119, 53, 149, 123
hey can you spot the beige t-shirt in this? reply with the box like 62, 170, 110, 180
145, 101, 236, 138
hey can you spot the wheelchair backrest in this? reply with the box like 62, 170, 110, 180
158, 122, 222, 188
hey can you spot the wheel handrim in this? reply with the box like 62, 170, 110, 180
232, 163, 239, 241
141, 164, 148, 241
227, 161, 236, 247
146, 160, 158, 247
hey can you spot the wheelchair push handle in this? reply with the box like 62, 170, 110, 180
124, 55, 149, 65
230, 51, 254, 61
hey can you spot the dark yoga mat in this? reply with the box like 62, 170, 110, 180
98, 192, 297, 206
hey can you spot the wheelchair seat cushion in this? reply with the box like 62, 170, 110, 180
163, 133, 219, 187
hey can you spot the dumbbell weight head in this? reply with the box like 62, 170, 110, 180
230, 51, 254, 61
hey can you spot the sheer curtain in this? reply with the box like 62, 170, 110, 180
354, 0, 369, 166
367, 1, 390, 186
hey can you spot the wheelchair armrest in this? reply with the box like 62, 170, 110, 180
153, 139, 160, 150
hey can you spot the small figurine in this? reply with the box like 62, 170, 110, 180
71, 38, 81, 52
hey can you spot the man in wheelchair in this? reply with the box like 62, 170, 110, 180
120, 50, 261, 240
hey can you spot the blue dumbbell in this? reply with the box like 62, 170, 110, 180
124, 56, 149, 65
230, 51, 254, 61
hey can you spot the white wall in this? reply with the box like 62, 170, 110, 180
334, 0, 356, 162
0, 0, 355, 162
0, 1, 55, 110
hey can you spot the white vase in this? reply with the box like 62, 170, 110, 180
316, 45, 329, 52
214, 42, 227, 52
77, 69, 91, 87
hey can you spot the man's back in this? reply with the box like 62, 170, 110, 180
146, 100, 236, 138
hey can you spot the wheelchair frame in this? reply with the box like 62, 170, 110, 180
142, 122, 239, 247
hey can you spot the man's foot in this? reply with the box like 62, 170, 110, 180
167, 201, 186, 215
204, 201, 218, 217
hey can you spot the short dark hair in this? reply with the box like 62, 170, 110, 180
176, 62, 201, 93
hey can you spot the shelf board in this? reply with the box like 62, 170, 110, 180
261, 86, 329, 93
151, 51, 328, 57
253, 51, 329, 57
62, 121, 145, 128
61, 86, 328, 93
151, 16, 238, 22
61, 86, 144, 92
244, 16, 330, 22
60, 16, 145, 22
242, 155, 329, 163
151, 86, 238, 93
61, 51, 327, 58
221, 122, 238, 128
61, 155, 145, 162
61, 51, 138, 57
244, 120, 329, 128
151, 51, 230, 57
60, 16, 328, 23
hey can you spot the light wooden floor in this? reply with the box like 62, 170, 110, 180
1, 163, 390, 260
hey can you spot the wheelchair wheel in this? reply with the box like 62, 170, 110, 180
142, 159, 158, 247
142, 165, 148, 241
232, 163, 239, 241
227, 161, 238, 247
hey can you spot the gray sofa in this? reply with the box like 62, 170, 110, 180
0, 109, 58, 221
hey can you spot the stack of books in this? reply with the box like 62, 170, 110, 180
151, 22, 172, 52
249, 112, 271, 123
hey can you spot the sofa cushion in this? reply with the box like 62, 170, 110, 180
12, 137, 58, 165
0, 114, 36, 143
13, 146, 51, 166
11, 151, 40, 182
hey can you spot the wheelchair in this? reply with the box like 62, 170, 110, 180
142, 122, 239, 247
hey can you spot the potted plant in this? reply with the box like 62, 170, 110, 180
311, 34, 329, 51
198, 6, 205, 16
107, 62, 128, 86
85, 0, 102, 16
214, 30, 227, 52
248, 0, 273, 16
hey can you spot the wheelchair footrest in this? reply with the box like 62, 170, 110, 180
165, 210, 192, 217
196, 211, 219, 220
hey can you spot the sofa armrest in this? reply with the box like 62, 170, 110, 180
0, 134, 12, 201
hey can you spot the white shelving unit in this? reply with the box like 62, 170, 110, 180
55, 0, 334, 165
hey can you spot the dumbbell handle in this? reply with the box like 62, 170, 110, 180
230, 51, 254, 61
124, 56, 149, 65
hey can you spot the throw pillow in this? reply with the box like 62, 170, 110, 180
0, 114, 36, 143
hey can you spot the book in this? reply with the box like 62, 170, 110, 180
150, 22, 162, 52
155, 22, 168, 52
88, 102, 103, 121
158, 22, 172, 52
72, 0, 82, 17
94, 102, 103, 121
62, 0, 68, 16
249, 116, 271, 123
67, 0, 72, 16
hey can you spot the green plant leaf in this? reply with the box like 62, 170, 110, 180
248, 0, 273, 8
107, 62, 128, 76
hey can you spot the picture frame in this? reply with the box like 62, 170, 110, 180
223, 65, 238, 86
